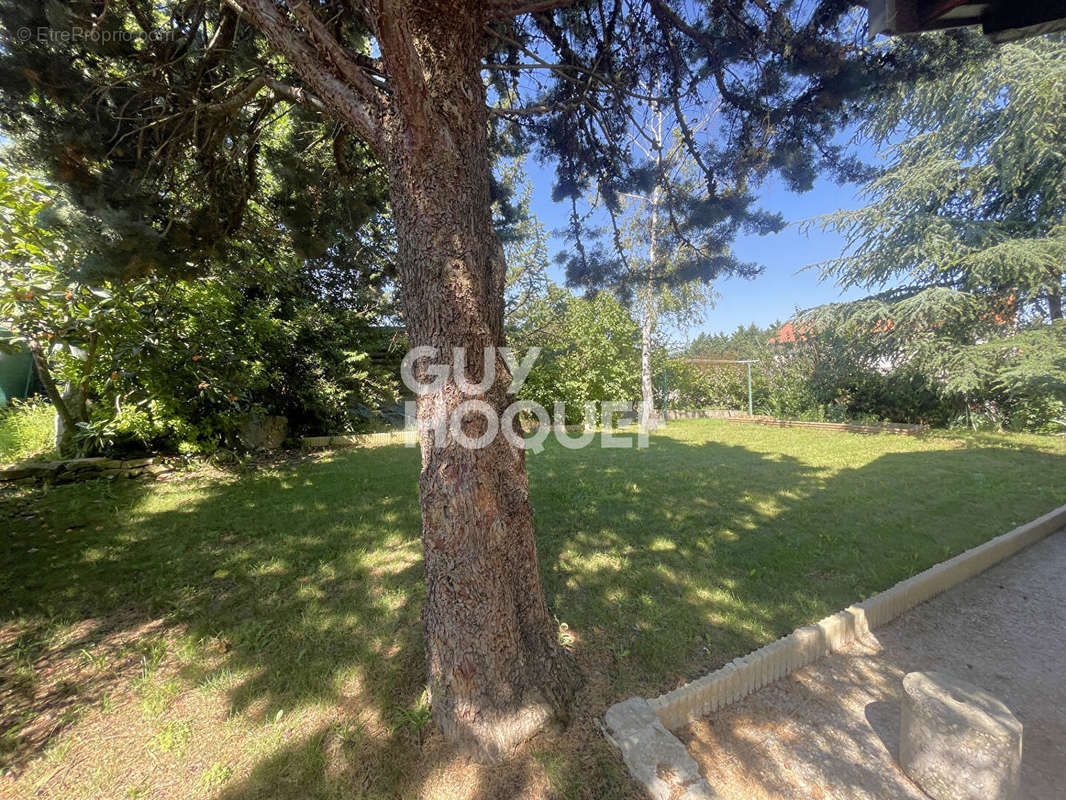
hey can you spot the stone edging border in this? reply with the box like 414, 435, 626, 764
661, 409, 929, 434
301, 412, 928, 450
604, 502, 1066, 800
725, 415, 929, 435
301, 425, 609, 449
0, 456, 170, 485
301, 430, 417, 449
663, 409, 743, 420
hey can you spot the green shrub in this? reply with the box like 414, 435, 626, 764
78, 272, 402, 455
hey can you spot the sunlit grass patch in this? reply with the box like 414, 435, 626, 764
0, 398, 55, 465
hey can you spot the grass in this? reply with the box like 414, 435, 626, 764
1, 419, 1065, 799
0, 399, 56, 465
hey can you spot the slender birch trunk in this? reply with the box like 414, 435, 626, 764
639, 186, 659, 430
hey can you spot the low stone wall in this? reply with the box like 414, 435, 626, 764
0, 457, 172, 486
301, 413, 929, 451
663, 408, 743, 420
301, 430, 417, 449
301, 425, 601, 449
726, 415, 929, 435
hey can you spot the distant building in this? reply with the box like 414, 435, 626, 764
768, 320, 813, 345
768, 295, 1017, 373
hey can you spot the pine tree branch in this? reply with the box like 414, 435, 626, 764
487, 24, 668, 103
287, 0, 390, 101
263, 77, 331, 115
485, 0, 575, 21
364, 0, 430, 134
489, 100, 586, 116
224, 0, 388, 154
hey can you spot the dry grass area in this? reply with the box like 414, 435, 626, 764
0, 453, 639, 800
3, 420, 1065, 799
1, 617, 632, 800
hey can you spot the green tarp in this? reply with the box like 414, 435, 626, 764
0, 340, 36, 407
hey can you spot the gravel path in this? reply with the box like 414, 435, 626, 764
681, 530, 1066, 800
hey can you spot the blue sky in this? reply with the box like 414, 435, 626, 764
523, 151, 880, 343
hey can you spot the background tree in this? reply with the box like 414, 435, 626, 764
497, 158, 555, 333
95, 264, 403, 455
0, 0, 946, 756
578, 107, 736, 430
0, 168, 110, 455
0, 108, 401, 454
940, 322, 1066, 431
518, 291, 641, 423
806, 33, 1066, 348
679, 322, 949, 423
802, 32, 1066, 430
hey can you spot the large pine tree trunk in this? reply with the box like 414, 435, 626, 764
381, 6, 579, 759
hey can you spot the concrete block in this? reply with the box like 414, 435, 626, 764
604, 697, 716, 800
766, 642, 782, 681
763, 641, 781, 682
607, 696, 659, 735
900, 671, 1022, 800
731, 660, 745, 703
775, 635, 794, 673
747, 650, 764, 691
858, 593, 890, 628
793, 625, 822, 665
936, 556, 970, 587
714, 664, 733, 708
735, 656, 752, 697
891, 577, 923, 613
846, 605, 870, 638
815, 612, 845, 651
693, 673, 715, 715
708, 668, 729, 712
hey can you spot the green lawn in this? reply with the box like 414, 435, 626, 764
1, 420, 1064, 799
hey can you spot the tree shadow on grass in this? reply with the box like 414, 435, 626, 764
0, 449, 430, 794
0, 446, 636, 799
531, 427, 1066, 700
1, 425, 1064, 798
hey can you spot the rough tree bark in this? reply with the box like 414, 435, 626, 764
382, 7, 580, 759
233, 0, 580, 759
27, 339, 81, 456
